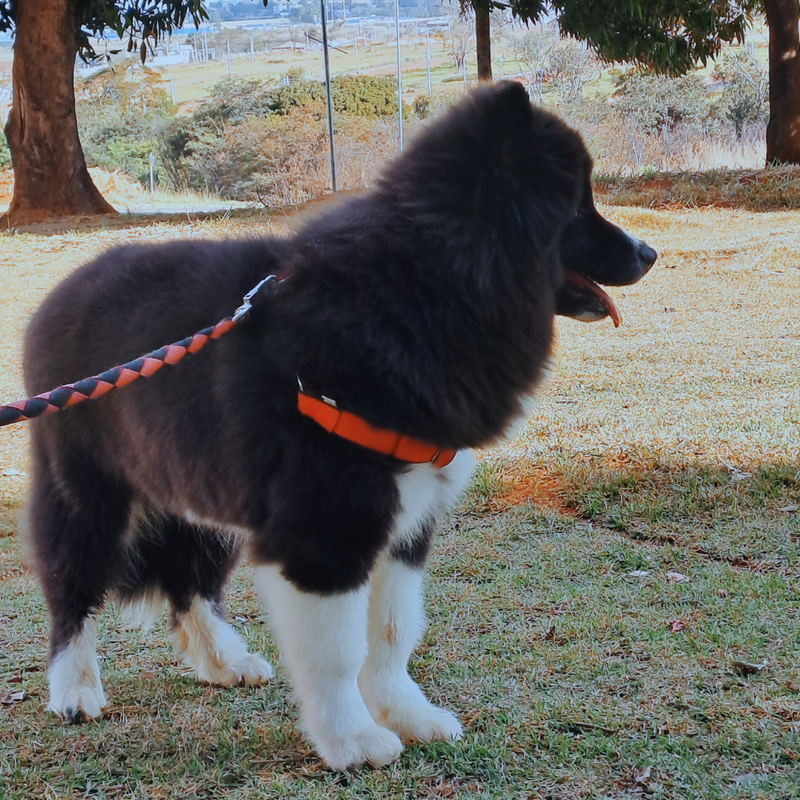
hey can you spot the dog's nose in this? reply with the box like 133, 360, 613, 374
638, 242, 658, 270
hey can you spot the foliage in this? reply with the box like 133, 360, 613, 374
188, 76, 407, 126
612, 71, 720, 137
548, 39, 602, 103
0, 129, 10, 169
157, 76, 409, 202
552, 0, 761, 76
457, 0, 761, 76
714, 47, 770, 135
75, 68, 176, 183
508, 27, 557, 104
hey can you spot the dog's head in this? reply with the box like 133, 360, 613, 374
380, 80, 655, 326
555, 180, 657, 326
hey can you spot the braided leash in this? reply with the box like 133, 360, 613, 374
0, 276, 275, 428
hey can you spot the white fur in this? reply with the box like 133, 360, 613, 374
171, 597, 273, 686
391, 450, 475, 548
501, 391, 541, 440
360, 557, 462, 743
254, 564, 403, 770
119, 589, 166, 631
48, 617, 107, 721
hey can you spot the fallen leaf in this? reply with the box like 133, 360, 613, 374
0, 690, 26, 706
786, 681, 799, 692
626, 570, 651, 578
666, 571, 689, 583
731, 773, 757, 786
1, 469, 25, 477
669, 619, 686, 633
731, 659, 766, 675
635, 765, 652, 785
778, 505, 798, 513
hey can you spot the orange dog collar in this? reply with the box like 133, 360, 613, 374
297, 392, 456, 468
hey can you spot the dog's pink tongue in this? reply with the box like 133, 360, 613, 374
565, 272, 621, 327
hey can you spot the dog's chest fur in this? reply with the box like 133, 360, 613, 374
390, 451, 475, 549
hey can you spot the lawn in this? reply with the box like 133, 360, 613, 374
0, 204, 798, 799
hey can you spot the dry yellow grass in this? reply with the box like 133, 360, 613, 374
0, 205, 797, 509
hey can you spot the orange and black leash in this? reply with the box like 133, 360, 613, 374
0, 272, 456, 468
0, 275, 277, 428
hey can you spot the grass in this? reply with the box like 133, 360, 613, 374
1, 205, 799, 798
595, 167, 800, 211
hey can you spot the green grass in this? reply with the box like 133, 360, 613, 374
2, 457, 798, 799
595, 167, 800, 211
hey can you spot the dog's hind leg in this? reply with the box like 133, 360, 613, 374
125, 516, 273, 686
27, 453, 133, 723
358, 536, 463, 744
254, 564, 403, 771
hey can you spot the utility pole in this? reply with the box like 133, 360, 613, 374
394, 0, 403, 151
320, 0, 337, 192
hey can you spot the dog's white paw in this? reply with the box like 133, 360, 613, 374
317, 723, 403, 771
361, 670, 462, 744
48, 675, 107, 724
48, 621, 108, 723
373, 700, 463, 744
197, 653, 274, 687
171, 598, 273, 687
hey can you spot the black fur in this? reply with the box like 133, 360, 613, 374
24, 82, 653, 668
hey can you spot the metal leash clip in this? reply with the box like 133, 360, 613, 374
232, 274, 279, 321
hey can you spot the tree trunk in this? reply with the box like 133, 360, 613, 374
475, 0, 492, 82
763, 0, 800, 165
2, 0, 115, 226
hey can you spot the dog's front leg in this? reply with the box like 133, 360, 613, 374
359, 555, 463, 744
254, 564, 402, 770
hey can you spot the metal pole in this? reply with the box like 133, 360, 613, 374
393, 0, 403, 152
320, 0, 338, 192
227, 38, 232, 74
168, 39, 176, 104
426, 28, 432, 95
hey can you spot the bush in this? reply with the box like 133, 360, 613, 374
714, 48, 769, 137
191, 75, 408, 126
76, 68, 176, 184
159, 74, 410, 202
160, 107, 404, 205
612, 71, 721, 137
0, 130, 10, 169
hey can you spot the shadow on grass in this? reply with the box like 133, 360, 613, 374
473, 456, 800, 572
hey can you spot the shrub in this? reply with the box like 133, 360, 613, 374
191, 75, 408, 126
612, 71, 721, 137
0, 129, 10, 169
713, 48, 769, 137
76, 67, 176, 183
160, 107, 405, 204
159, 74, 410, 202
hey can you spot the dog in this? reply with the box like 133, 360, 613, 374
23, 81, 655, 770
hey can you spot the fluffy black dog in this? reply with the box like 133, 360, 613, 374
24, 81, 655, 770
